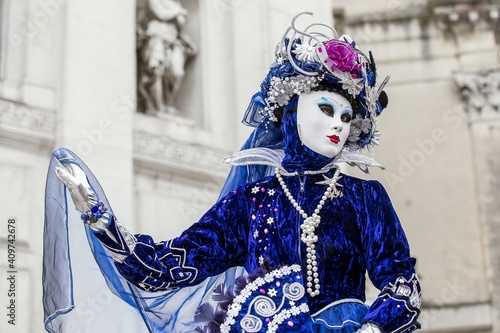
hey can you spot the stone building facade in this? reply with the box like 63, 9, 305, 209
335, 1, 499, 331
0, 0, 498, 332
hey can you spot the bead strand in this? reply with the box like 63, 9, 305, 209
275, 166, 341, 297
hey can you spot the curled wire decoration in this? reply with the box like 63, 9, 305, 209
285, 12, 325, 76
290, 11, 319, 43
286, 30, 316, 76
304, 22, 339, 39
277, 12, 347, 77
275, 26, 292, 61
306, 31, 333, 42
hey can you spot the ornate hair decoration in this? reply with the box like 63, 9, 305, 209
251, 11, 390, 151
264, 75, 323, 122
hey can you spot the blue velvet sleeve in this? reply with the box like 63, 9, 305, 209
357, 181, 422, 333
93, 188, 250, 292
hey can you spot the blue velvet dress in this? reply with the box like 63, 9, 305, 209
43, 112, 421, 333
96, 172, 420, 332
90, 112, 421, 333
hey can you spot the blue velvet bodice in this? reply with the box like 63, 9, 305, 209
96, 171, 420, 332
93, 112, 421, 332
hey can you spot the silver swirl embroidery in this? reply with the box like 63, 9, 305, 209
283, 282, 305, 301
220, 265, 304, 333
240, 314, 263, 332
253, 296, 278, 317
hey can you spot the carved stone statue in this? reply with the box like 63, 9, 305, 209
454, 69, 500, 116
137, 0, 198, 115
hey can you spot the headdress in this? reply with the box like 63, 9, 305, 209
243, 11, 389, 151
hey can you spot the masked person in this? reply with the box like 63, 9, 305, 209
44, 12, 421, 333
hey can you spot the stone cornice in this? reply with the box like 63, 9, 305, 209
431, 0, 500, 34
133, 130, 231, 181
343, 1, 500, 24
0, 98, 55, 152
340, 0, 500, 41
343, 6, 427, 27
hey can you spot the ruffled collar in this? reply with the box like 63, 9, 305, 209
224, 148, 383, 175
224, 111, 384, 176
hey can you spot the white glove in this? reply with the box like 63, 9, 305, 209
55, 162, 110, 230
55, 162, 97, 213
356, 323, 382, 333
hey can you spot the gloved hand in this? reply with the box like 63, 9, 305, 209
54, 161, 110, 231
52, 150, 120, 244
55, 162, 97, 214
356, 323, 381, 333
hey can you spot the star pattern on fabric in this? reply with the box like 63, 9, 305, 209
251, 186, 260, 194
315, 174, 344, 200
258, 255, 264, 265
268, 189, 276, 196
253, 230, 259, 239
315, 173, 343, 187
267, 217, 274, 225
268, 288, 278, 297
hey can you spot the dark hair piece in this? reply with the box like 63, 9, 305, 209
379, 91, 389, 109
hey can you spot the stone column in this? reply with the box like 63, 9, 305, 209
57, 0, 135, 225
56, 1, 146, 331
455, 69, 500, 333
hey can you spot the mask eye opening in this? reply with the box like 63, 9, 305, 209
318, 103, 334, 117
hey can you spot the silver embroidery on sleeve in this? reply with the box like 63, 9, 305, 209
116, 221, 137, 253
108, 251, 129, 263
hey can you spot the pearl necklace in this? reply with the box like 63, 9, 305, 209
275, 166, 343, 297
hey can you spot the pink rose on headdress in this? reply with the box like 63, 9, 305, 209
323, 39, 362, 78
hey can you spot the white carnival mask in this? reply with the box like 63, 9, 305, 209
296, 90, 353, 158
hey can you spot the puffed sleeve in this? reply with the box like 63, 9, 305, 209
91, 187, 250, 292
357, 180, 422, 333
